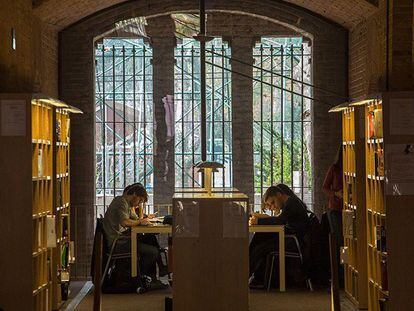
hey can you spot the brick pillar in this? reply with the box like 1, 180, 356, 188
60, 29, 96, 278
146, 17, 176, 205
312, 35, 346, 217
230, 37, 255, 203
389, 0, 414, 90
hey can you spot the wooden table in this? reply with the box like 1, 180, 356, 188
130, 224, 285, 292
249, 225, 285, 291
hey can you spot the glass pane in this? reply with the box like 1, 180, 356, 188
253, 37, 313, 209
95, 39, 154, 211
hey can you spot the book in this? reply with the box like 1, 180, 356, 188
62, 217, 68, 238
38, 149, 43, 177
347, 182, 353, 205
380, 225, 387, 252
376, 225, 387, 252
46, 216, 57, 248
376, 225, 381, 250
66, 118, 70, 142
343, 210, 354, 238
56, 119, 61, 142
69, 241, 75, 263
377, 148, 384, 176
368, 111, 375, 139
56, 179, 62, 207
374, 108, 383, 138
381, 256, 388, 291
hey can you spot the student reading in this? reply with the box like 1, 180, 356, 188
249, 183, 309, 287
103, 183, 168, 289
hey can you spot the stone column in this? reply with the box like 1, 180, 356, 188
230, 37, 255, 203
146, 17, 176, 205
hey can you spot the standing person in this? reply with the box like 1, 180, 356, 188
103, 183, 167, 290
322, 146, 343, 284
249, 184, 309, 287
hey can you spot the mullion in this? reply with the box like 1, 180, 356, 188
301, 44, 305, 200
211, 45, 215, 186
112, 46, 116, 196
280, 46, 284, 185
191, 46, 195, 188
133, 46, 137, 183
143, 45, 147, 186
270, 45, 274, 186
290, 45, 294, 189
102, 45, 107, 208
181, 46, 185, 188
260, 44, 264, 196
122, 46, 126, 189
221, 44, 226, 187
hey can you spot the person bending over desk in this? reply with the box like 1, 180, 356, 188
103, 183, 168, 290
249, 183, 309, 288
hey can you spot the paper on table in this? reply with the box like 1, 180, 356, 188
149, 217, 165, 223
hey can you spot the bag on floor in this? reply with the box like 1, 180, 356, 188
102, 259, 149, 294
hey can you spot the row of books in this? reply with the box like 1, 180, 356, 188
367, 108, 383, 139
56, 118, 70, 143
374, 148, 385, 177
343, 209, 356, 239
376, 225, 387, 253
346, 182, 354, 205
350, 269, 359, 300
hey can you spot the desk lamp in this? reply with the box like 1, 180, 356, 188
194, 161, 224, 195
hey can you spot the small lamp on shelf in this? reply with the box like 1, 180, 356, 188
194, 161, 224, 196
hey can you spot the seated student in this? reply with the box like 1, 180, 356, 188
249, 183, 309, 287
103, 183, 167, 290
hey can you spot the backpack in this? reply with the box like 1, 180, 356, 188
302, 211, 328, 285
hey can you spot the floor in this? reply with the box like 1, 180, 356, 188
75, 287, 357, 311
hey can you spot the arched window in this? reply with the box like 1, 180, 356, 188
253, 37, 313, 210
95, 38, 154, 214
174, 37, 232, 188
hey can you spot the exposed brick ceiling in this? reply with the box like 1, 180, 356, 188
34, 0, 377, 30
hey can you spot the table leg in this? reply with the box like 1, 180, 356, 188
279, 229, 286, 292
131, 230, 138, 277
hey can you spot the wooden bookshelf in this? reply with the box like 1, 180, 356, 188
340, 107, 368, 309
32, 100, 54, 311
363, 99, 387, 311
52, 109, 74, 310
344, 91, 414, 311
0, 94, 80, 311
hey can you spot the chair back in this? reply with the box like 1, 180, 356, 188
91, 218, 104, 310
302, 212, 321, 264
91, 218, 105, 281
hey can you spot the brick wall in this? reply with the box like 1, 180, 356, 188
34, 0, 376, 31
0, 0, 59, 95
349, 0, 387, 98
60, 0, 347, 278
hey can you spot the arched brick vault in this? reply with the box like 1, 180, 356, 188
34, 0, 377, 30
61, 0, 348, 277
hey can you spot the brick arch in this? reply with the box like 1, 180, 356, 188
35, 0, 376, 31
60, 0, 349, 277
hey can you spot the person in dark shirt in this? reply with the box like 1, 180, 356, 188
249, 183, 309, 287
103, 183, 168, 290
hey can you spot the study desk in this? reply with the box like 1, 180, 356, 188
130, 224, 285, 292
